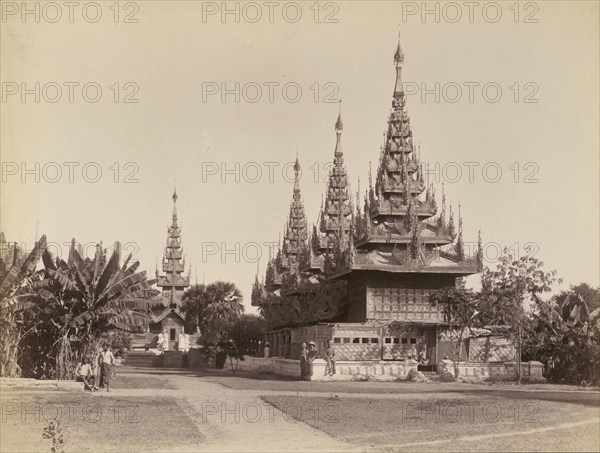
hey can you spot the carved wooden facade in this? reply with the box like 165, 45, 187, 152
253, 35, 486, 365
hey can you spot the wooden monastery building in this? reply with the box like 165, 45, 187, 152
251, 36, 513, 370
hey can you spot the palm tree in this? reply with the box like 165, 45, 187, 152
201, 281, 243, 344
181, 284, 208, 333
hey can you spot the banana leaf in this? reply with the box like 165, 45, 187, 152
95, 243, 121, 297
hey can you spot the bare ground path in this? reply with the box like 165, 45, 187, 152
105, 370, 358, 452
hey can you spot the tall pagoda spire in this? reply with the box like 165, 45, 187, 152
368, 31, 438, 225
345, 33, 468, 275
283, 153, 308, 273
313, 107, 353, 274
156, 190, 190, 293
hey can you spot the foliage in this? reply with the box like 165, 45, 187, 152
181, 284, 207, 333
0, 235, 51, 377
227, 314, 266, 357
1, 235, 156, 379
182, 281, 243, 344
479, 249, 560, 383
554, 283, 600, 315
429, 286, 479, 377
38, 240, 157, 378
42, 421, 65, 453
524, 285, 600, 385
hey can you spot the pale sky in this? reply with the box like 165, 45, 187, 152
1, 1, 599, 312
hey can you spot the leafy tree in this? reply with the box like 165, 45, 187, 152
227, 314, 266, 357
479, 249, 560, 383
429, 286, 479, 378
554, 283, 600, 315
182, 281, 243, 344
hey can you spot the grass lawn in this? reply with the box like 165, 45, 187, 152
261, 395, 600, 452
1, 392, 202, 452
194, 371, 599, 400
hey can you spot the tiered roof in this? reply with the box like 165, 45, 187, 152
338, 33, 481, 277
253, 33, 482, 324
156, 190, 190, 292
262, 156, 311, 294
303, 108, 354, 275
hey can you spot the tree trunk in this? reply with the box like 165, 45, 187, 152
515, 295, 522, 385
516, 324, 522, 384
0, 322, 21, 377
453, 330, 463, 379
56, 335, 74, 380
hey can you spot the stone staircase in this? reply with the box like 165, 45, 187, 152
121, 350, 157, 368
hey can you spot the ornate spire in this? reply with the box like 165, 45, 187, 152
448, 203, 456, 240
334, 100, 343, 157
369, 33, 432, 225
293, 150, 301, 198
394, 28, 405, 95
283, 154, 308, 274
455, 203, 465, 260
171, 188, 179, 229
157, 190, 190, 293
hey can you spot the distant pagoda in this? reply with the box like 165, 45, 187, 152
150, 190, 190, 325
156, 189, 190, 299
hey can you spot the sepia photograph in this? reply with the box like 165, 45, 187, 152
1, 0, 599, 452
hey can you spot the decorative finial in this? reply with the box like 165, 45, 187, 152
335, 100, 343, 132
394, 25, 404, 65
294, 148, 300, 175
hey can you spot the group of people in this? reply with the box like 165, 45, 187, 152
262, 339, 337, 379
157, 327, 190, 353
299, 340, 336, 378
74, 343, 116, 392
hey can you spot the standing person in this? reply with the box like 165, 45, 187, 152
99, 344, 115, 392
162, 328, 170, 351
324, 340, 336, 376
299, 342, 308, 379
180, 329, 190, 353
263, 342, 270, 358
90, 351, 100, 390
307, 341, 318, 362
306, 341, 318, 379
179, 328, 190, 367
157, 332, 165, 353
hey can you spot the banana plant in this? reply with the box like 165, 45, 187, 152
41, 239, 157, 378
0, 235, 53, 377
